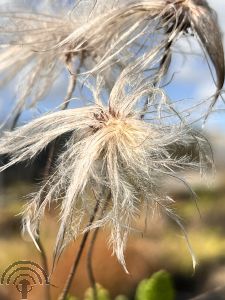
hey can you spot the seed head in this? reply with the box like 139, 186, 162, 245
0, 74, 211, 271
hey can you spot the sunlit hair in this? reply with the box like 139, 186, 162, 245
0, 69, 212, 271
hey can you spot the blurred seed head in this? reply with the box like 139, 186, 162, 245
173, 0, 224, 103
0, 0, 224, 128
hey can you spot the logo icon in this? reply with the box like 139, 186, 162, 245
1, 261, 50, 299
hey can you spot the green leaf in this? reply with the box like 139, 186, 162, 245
84, 284, 111, 300
135, 270, 175, 300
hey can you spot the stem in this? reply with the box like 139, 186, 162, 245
60, 74, 77, 110
87, 228, 100, 300
36, 234, 51, 300
46, 55, 82, 300
43, 73, 77, 178
10, 109, 22, 130
86, 194, 111, 300
58, 199, 100, 300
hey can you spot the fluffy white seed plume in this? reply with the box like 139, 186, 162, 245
0, 0, 123, 127
54, 0, 224, 101
0, 72, 212, 271
0, 0, 223, 127
0, 15, 73, 126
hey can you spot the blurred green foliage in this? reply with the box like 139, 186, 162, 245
66, 295, 79, 300
135, 271, 175, 300
1, 185, 224, 298
84, 284, 111, 300
67, 270, 175, 300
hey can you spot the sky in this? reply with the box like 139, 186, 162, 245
0, 0, 224, 132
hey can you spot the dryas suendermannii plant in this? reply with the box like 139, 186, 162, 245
0, 0, 224, 127
0, 67, 213, 271
0, 0, 224, 282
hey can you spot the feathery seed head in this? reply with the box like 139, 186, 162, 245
0, 0, 221, 274
0, 73, 211, 271
0, 0, 223, 127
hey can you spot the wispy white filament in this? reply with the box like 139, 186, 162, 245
0, 0, 223, 126
0, 72, 212, 270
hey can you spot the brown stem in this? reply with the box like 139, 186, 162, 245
60, 74, 77, 110
87, 228, 100, 300
86, 194, 111, 300
36, 234, 51, 300
58, 199, 100, 300
43, 73, 77, 177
